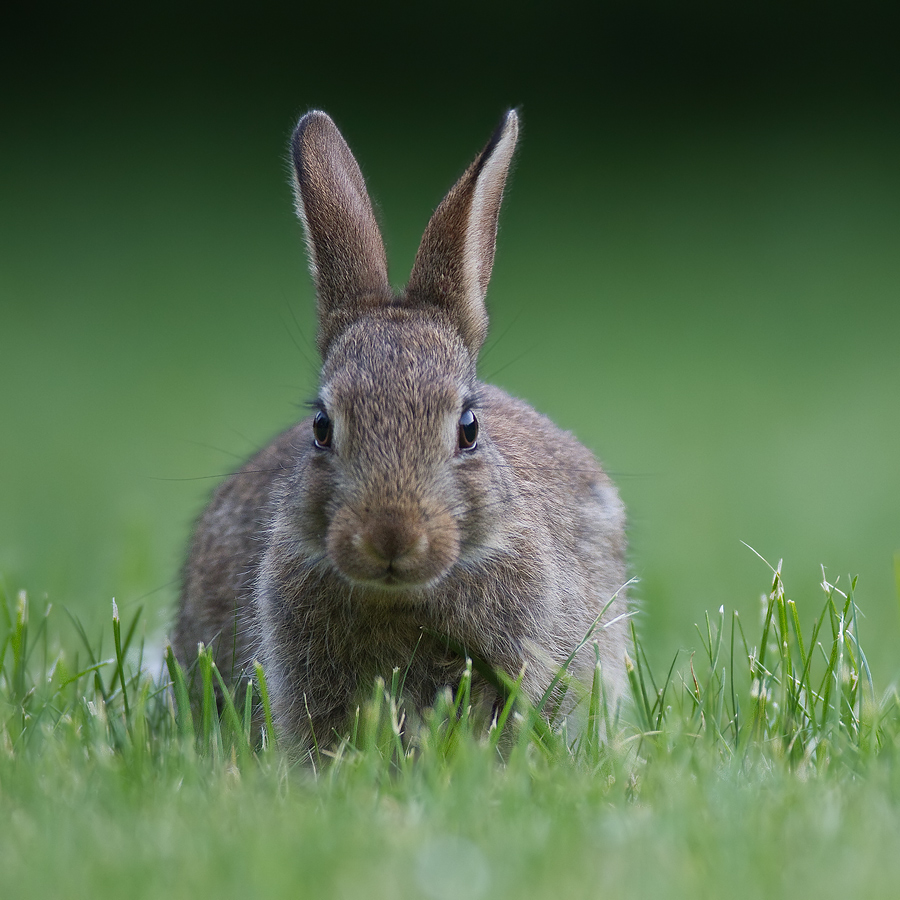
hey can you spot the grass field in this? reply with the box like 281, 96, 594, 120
3, 106, 898, 673
3, 6, 900, 896
3, 563, 900, 899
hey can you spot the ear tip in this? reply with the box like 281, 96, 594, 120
501, 108, 520, 137
488, 109, 519, 157
295, 109, 333, 129
291, 110, 336, 156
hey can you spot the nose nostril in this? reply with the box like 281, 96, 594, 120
360, 520, 427, 567
333, 504, 459, 587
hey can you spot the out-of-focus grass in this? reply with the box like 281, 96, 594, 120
2, 110, 899, 675
2, 563, 900, 900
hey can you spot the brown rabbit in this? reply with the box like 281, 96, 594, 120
173, 109, 628, 752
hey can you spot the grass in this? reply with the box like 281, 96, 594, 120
4, 109, 900, 680
3, 558, 900, 899
3, 17, 899, 897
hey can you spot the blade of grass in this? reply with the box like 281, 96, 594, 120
254, 661, 277, 753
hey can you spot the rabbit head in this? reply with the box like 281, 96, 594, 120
281, 110, 519, 596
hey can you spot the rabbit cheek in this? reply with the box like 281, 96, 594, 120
294, 455, 336, 552
326, 504, 460, 589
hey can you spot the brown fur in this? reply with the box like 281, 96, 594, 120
173, 110, 628, 753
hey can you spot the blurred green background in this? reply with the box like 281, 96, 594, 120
2, 2, 898, 678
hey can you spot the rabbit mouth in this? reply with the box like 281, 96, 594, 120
334, 544, 454, 592
351, 569, 435, 592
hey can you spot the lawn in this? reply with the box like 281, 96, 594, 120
3, 564, 900, 899
2, 6, 900, 898
3, 104, 898, 673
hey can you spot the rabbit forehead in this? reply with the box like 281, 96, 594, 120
319, 314, 476, 405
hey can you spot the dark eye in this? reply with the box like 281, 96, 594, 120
313, 410, 332, 448
458, 409, 478, 450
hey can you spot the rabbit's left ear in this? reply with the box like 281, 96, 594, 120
406, 110, 519, 356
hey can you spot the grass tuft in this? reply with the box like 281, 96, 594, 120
2, 561, 899, 898
2, 558, 893, 780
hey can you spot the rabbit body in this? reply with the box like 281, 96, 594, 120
174, 110, 628, 750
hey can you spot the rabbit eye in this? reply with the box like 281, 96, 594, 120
458, 409, 478, 450
313, 410, 332, 448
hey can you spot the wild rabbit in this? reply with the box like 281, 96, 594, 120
173, 109, 628, 752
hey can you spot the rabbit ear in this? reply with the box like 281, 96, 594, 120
291, 111, 391, 356
406, 110, 519, 356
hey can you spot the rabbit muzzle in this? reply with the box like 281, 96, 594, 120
326, 502, 460, 590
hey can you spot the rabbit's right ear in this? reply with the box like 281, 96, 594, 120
291, 111, 391, 356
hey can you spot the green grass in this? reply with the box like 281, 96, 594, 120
3, 110, 900, 681
4, 13, 899, 897
3, 559, 900, 899
2, 86, 899, 900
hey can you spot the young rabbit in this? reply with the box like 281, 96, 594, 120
173, 109, 628, 751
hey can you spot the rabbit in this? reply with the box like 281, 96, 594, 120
173, 109, 628, 753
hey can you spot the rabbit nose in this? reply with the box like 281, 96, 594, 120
328, 502, 460, 587
356, 516, 428, 568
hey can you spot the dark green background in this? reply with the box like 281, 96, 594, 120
2, 3, 899, 675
